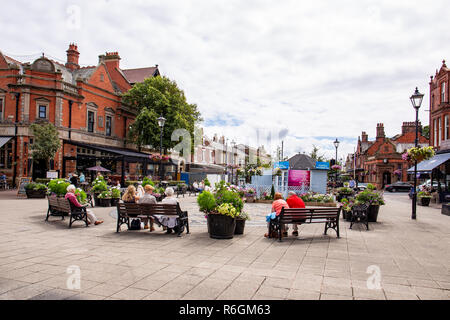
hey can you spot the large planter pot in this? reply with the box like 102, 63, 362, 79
418, 197, 431, 206
98, 198, 112, 207
25, 189, 47, 199
94, 193, 100, 206
207, 214, 236, 239
234, 219, 246, 235
245, 196, 256, 203
111, 198, 120, 206
368, 205, 380, 222
442, 204, 450, 216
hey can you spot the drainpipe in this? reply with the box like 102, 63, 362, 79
12, 92, 20, 188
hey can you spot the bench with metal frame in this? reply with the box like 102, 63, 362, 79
46, 196, 89, 228
269, 207, 341, 242
116, 202, 190, 237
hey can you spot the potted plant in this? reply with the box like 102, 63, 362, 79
111, 187, 121, 206
235, 211, 250, 235
336, 187, 354, 202
47, 179, 70, 197
92, 178, 108, 206
244, 187, 256, 203
97, 190, 112, 207
355, 189, 385, 222
417, 191, 432, 206
25, 183, 48, 198
208, 203, 238, 239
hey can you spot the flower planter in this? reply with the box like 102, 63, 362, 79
25, 189, 47, 199
111, 198, 120, 206
442, 204, 450, 216
234, 219, 246, 235
368, 205, 380, 222
207, 214, 236, 239
98, 198, 112, 207
245, 196, 255, 203
94, 193, 100, 207
337, 193, 353, 202
418, 197, 431, 206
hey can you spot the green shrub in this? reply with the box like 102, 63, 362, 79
270, 185, 275, 199
48, 179, 70, 196
215, 189, 244, 213
418, 191, 432, 198
367, 183, 375, 191
25, 183, 47, 191
204, 178, 211, 187
111, 188, 121, 199
125, 181, 139, 187
92, 180, 108, 193
75, 188, 87, 204
98, 190, 112, 199
355, 190, 385, 206
35, 178, 51, 184
197, 191, 217, 213
217, 203, 238, 218
142, 177, 155, 187
237, 211, 251, 221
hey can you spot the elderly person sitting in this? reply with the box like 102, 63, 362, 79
138, 185, 157, 231
65, 185, 103, 225
154, 187, 180, 234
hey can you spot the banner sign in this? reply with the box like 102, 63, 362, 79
274, 161, 290, 170
288, 170, 311, 187
315, 161, 330, 170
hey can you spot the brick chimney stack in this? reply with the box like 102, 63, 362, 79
376, 123, 385, 139
402, 121, 422, 135
361, 131, 368, 143
99, 51, 121, 70
66, 43, 80, 71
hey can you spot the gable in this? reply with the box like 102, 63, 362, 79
0, 52, 9, 69
87, 64, 116, 93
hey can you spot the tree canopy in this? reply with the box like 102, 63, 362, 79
122, 76, 202, 151
29, 122, 61, 162
309, 145, 327, 162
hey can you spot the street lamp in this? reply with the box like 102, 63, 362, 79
157, 115, 166, 182
410, 87, 424, 220
334, 138, 340, 185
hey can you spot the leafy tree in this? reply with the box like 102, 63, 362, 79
122, 76, 202, 151
310, 145, 327, 162
422, 125, 429, 139
30, 122, 60, 167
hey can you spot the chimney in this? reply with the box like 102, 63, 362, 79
361, 131, 368, 143
376, 123, 385, 139
66, 43, 80, 71
100, 51, 121, 70
402, 121, 422, 135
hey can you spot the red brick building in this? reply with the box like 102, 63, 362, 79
0, 44, 162, 186
351, 122, 428, 189
430, 60, 450, 151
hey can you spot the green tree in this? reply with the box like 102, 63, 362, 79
310, 145, 326, 162
422, 125, 430, 139
29, 122, 61, 165
122, 76, 202, 151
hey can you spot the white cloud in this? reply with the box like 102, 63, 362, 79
1, 0, 447, 160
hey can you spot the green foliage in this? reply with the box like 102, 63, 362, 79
422, 125, 430, 139
337, 187, 353, 194
75, 188, 87, 204
48, 179, 70, 196
309, 145, 327, 162
92, 180, 108, 193
215, 189, 244, 213
98, 190, 112, 199
355, 190, 385, 206
300, 192, 334, 203
418, 191, 432, 198
122, 76, 202, 149
237, 211, 251, 221
204, 178, 211, 187
25, 183, 47, 191
142, 177, 155, 187
111, 188, 121, 199
197, 191, 217, 213
367, 183, 375, 191
35, 178, 51, 184
29, 122, 61, 162
216, 203, 238, 218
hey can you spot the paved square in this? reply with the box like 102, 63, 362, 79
0, 191, 449, 300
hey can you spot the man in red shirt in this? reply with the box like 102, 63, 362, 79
286, 191, 306, 236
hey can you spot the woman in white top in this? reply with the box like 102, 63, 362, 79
138, 185, 157, 231
156, 187, 179, 234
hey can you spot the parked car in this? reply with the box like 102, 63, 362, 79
385, 182, 413, 192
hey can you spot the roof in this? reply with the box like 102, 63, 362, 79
288, 153, 316, 170
122, 67, 158, 84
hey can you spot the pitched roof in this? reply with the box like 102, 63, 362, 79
122, 67, 158, 84
288, 153, 316, 170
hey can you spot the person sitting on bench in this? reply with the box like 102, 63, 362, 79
65, 185, 103, 225
138, 185, 157, 231
286, 191, 306, 236
264, 192, 289, 238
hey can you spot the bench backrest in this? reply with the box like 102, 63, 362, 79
57, 197, 71, 213
48, 196, 59, 208
280, 207, 341, 223
118, 203, 180, 217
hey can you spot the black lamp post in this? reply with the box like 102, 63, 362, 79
410, 87, 424, 220
334, 138, 340, 185
157, 115, 166, 182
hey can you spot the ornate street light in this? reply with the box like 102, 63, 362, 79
157, 115, 166, 182
410, 87, 424, 220
334, 138, 340, 185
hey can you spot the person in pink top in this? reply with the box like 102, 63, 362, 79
265, 192, 289, 238
65, 185, 103, 225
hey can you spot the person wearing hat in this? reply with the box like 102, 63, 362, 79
138, 184, 157, 231
70, 173, 78, 188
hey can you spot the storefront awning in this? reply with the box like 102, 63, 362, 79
0, 136, 13, 149
188, 163, 226, 174
407, 152, 450, 173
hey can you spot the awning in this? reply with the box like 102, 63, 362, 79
188, 163, 226, 174
407, 152, 450, 173
0, 136, 13, 149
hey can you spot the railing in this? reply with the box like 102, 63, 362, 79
245, 184, 310, 199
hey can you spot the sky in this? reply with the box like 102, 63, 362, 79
1, 0, 449, 162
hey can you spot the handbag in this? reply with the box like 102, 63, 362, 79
129, 218, 141, 230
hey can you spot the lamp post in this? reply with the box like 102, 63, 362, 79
157, 115, 166, 182
334, 138, 340, 185
410, 87, 424, 220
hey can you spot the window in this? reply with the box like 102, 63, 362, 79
105, 116, 112, 136
442, 82, 446, 103
446, 115, 449, 140
0, 98, 3, 121
38, 105, 47, 119
434, 119, 437, 146
439, 117, 442, 144
88, 111, 95, 133
100, 74, 104, 82
0, 142, 13, 169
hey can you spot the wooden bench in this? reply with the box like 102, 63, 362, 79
116, 203, 190, 237
46, 196, 89, 228
187, 186, 199, 196
269, 207, 341, 242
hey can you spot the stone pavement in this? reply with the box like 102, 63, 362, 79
0, 190, 449, 300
